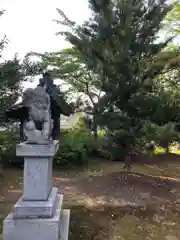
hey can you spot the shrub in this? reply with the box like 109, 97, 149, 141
54, 116, 95, 166
0, 130, 22, 167
142, 121, 180, 153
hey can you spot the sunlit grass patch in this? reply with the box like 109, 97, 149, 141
154, 147, 165, 155
154, 145, 180, 155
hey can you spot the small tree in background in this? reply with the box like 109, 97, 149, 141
0, 10, 24, 125
143, 121, 180, 153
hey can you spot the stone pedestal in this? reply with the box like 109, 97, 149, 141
3, 141, 70, 240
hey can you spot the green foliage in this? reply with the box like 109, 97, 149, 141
154, 146, 166, 155
0, 11, 27, 125
54, 117, 95, 166
0, 122, 95, 168
56, 0, 174, 108
165, 1, 180, 35
97, 129, 105, 137
28, 48, 103, 138
0, 57, 24, 123
25, 0, 180, 159
1, 0, 179, 168
142, 121, 180, 153
54, 0, 179, 156
0, 130, 21, 166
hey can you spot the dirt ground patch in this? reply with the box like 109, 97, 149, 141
54, 171, 180, 207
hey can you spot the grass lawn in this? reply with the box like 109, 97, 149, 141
1, 155, 180, 239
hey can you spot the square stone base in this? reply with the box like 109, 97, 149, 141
60, 209, 70, 240
13, 188, 62, 219
3, 195, 70, 240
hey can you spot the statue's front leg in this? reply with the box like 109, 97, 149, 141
23, 120, 37, 141
42, 120, 51, 140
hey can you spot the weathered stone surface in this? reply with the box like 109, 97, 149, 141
13, 188, 62, 219
22, 86, 52, 144
16, 141, 59, 201
23, 156, 53, 201
60, 209, 70, 240
16, 140, 59, 157
3, 195, 63, 240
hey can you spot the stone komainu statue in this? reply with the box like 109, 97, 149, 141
6, 72, 73, 141
22, 86, 52, 144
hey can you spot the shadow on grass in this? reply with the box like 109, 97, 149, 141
0, 203, 161, 240
1, 202, 180, 239
132, 153, 180, 165
68, 201, 180, 240
73, 171, 180, 208
68, 204, 157, 240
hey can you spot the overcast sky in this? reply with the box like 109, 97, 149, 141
0, 0, 90, 89
1, 0, 90, 59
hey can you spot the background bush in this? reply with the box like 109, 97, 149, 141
54, 117, 96, 166
0, 130, 22, 167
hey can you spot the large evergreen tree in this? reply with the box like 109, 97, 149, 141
56, 1, 180, 114
165, 0, 180, 35
55, 0, 180, 155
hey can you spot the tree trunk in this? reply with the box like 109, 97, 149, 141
165, 146, 169, 153
93, 120, 97, 140
92, 109, 98, 140
164, 142, 169, 153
